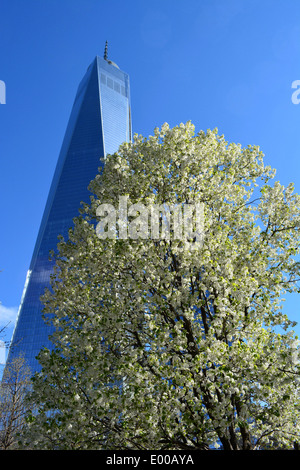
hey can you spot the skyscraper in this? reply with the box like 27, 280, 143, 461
7, 49, 132, 374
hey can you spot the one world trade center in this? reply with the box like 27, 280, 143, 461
7, 46, 132, 374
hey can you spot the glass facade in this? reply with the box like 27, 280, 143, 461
7, 56, 132, 374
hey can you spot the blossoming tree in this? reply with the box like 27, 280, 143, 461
22, 122, 300, 450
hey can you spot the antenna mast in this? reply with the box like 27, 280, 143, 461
104, 40, 108, 60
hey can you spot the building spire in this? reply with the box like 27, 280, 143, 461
103, 40, 119, 68
104, 40, 108, 61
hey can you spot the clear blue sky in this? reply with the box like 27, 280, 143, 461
0, 0, 300, 349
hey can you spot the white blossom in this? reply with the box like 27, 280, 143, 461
20, 122, 300, 451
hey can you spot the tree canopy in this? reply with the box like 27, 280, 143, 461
21, 122, 300, 450
0, 355, 31, 449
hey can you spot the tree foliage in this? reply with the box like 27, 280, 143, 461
0, 355, 31, 449
21, 122, 300, 450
